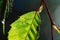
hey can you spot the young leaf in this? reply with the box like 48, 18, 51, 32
8, 5, 43, 40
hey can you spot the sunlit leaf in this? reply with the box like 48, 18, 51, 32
8, 5, 43, 40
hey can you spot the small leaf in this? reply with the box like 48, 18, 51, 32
8, 5, 43, 40
8, 6, 43, 40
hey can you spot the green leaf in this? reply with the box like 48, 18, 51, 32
8, 11, 41, 40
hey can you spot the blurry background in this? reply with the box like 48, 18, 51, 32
40, 0, 60, 40
0, 0, 3, 40
0, 0, 60, 40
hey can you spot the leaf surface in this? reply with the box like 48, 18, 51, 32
8, 5, 43, 40
8, 11, 41, 40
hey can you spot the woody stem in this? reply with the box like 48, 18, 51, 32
42, 0, 54, 40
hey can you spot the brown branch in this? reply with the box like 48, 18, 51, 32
53, 24, 60, 30
42, 0, 54, 40
43, 0, 60, 32
36, 0, 60, 40
36, 4, 43, 13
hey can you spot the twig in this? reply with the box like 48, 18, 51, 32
42, 0, 60, 40
42, 0, 54, 40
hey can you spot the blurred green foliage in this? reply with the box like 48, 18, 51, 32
0, 0, 3, 9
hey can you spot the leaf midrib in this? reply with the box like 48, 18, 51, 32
25, 12, 38, 40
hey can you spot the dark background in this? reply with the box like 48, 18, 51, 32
0, 0, 60, 40
5, 0, 42, 40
